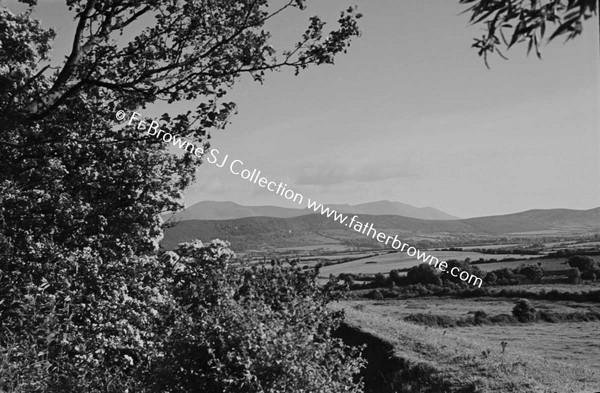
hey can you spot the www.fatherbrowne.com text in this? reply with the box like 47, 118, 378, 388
120, 109, 483, 288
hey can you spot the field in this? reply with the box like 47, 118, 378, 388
319, 250, 540, 277
332, 298, 600, 392
454, 321, 600, 365
473, 257, 568, 272
348, 297, 600, 319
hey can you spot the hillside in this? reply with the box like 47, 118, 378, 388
161, 207, 600, 251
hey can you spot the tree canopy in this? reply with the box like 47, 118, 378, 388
0, 1, 364, 391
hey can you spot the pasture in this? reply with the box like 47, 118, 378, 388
319, 250, 540, 277
473, 257, 568, 272
345, 297, 600, 320
332, 299, 600, 392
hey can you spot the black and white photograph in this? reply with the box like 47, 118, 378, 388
1, 0, 599, 392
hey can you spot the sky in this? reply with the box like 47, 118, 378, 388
6, 0, 600, 218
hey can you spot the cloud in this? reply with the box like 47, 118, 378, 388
293, 160, 419, 186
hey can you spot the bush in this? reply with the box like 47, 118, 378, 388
405, 264, 442, 286
1, 240, 366, 392
567, 255, 599, 273
581, 270, 597, 281
488, 314, 518, 324
472, 310, 488, 324
404, 313, 457, 328
368, 289, 385, 300
519, 265, 544, 283
512, 299, 537, 322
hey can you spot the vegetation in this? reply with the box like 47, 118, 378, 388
361, 281, 600, 303
0, 240, 365, 392
460, 0, 598, 65
511, 299, 537, 322
337, 304, 599, 393
0, 1, 364, 391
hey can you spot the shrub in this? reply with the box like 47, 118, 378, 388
405, 264, 442, 286
567, 255, 599, 273
484, 272, 498, 284
473, 310, 489, 324
368, 289, 385, 300
488, 314, 518, 324
512, 299, 537, 322
150, 240, 365, 393
1, 240, 366, 392
581, 270, 597, 281
519, 265, 544, 283
404, 314, 457, 328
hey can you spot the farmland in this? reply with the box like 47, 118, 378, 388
473, 257, 568, 272
331, 297, 600, 392
319, 250, 541, 277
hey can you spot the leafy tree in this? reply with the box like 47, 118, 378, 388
0, 1, 363, 390
484, 271, 498, 284
441, 259, 483, 286
567, 255, 600, 272
519, 264, 544, 283
460, 0, 598, 65
405, 264, 442, 286
1, 0, 361, 262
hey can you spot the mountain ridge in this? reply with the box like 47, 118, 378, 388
161, 207, 600, 251
164, 200, 459, 221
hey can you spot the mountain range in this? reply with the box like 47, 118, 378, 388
161, 204, 600, 251
164, 200, 459, 221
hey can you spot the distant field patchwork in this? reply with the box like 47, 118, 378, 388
319, 250, 540, 276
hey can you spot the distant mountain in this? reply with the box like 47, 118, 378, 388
326, 200, 459, 220
165, 201, 305, 221
164, 200, 459, 221
463, 208, 600, 234
161, 207, 600, 251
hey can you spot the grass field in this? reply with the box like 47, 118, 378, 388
332, 298, 600, 392
454, 321, 600, 365
484, 282, 600, 293
473, 257, 568, 272
319, 250, 540, 277
345, 297, 600, 319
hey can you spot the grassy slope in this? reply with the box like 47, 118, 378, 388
333, 302, 600, 393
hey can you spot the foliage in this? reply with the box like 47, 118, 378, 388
0, 1, 363, 390
0, 240, 366, 392
404, 264, 443, 286
442, 260, 483, 286
405, 308, 600, 328
567, 255, 600, 273
460, 0, 598, 65
1, 0, 362, 265
152, 240, 365, 393
517, 264, 544, 283
512, 299, 537, 322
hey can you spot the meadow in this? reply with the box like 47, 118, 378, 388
331, 298, 600, 392
319, 250, 540, 277
473, 257, 568, 272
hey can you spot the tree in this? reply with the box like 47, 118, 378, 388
405, 264, 442, 286
441, 259, 483, 286
519, 264, 544, 283
567, 255, 600, 272
1, 0, 362, 262
460, 0, 598, 65
0, 1, 363, 390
